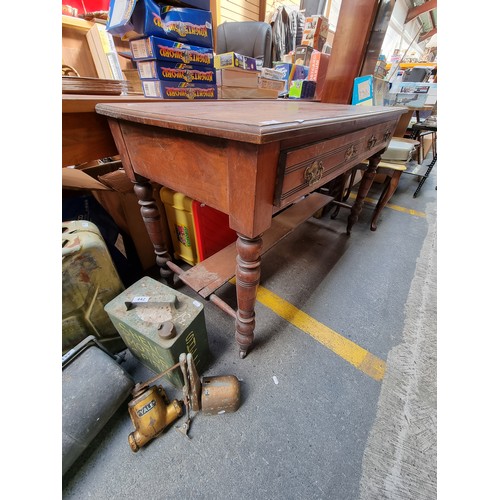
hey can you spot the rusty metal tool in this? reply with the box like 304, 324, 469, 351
176, 353, 191, 438
131, 362, 180, 398
187, 352, 201, 411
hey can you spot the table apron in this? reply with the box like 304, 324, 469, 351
274, 120, 396, 208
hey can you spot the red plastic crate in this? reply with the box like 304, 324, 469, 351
192, 201, 237, 261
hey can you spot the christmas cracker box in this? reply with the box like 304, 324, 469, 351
159, 7, 213, 48
107, 0, 213, 48
130, 36, 214, 67
137, 60, 216, 84
142, 80, 217, 99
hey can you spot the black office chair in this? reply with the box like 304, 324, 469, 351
216, 21, 273, 68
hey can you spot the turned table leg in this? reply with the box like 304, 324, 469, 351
347, 153, 381, 235
133, 179, 174, 286
235, 234, 263, 358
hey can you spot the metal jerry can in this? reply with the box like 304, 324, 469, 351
104, 276, 209, 389
62, 220, 126, 354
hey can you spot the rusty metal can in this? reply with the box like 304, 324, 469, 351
104, 276, 210, 389
200, 375, 241, 415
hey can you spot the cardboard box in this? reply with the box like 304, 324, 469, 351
86, 23, 124, 80
259, 67, 283, 80
273, 62, 309, 95
130, 36, 214, 67
107, 0, 212, 45
301, 32, 327, 51
216, 67, 260, 88
216, 86, 279, 99
301, 15, 329, 51
159, 7, 213, 48
141, 79, 217, 99
137, 59, 216, 83
294, 45, 314, 66
387, 82, 437, 108
288, 79, 316, 99
303, 15, 329, 38
258, 76, 286, 92
306, 51, 330, 100
62, 162, 171, 271
214, 52, 257, 71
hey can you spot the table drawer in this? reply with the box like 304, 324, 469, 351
274, 120, 396, 208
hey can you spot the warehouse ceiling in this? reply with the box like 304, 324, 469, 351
407, 0, 437, 44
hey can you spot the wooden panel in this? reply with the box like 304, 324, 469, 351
274, 120, 396, 208
223, 0, 260, 15
62, 112, 117, 166
219, 0, 260, 23
220, 7, 259, 22
62, 24, 99, 77
117, 122, 231, 214
321, 0, 380, 104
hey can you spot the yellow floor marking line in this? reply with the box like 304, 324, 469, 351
348, 193, 426, 218
229, 276, 386, 380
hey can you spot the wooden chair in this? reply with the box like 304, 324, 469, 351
322, 137, 420, 231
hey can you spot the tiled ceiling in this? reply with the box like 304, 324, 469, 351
407, 0, 437, 43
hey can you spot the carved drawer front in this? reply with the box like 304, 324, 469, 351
274, 120, 396, 208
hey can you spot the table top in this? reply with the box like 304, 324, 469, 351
95, 100, 408, 144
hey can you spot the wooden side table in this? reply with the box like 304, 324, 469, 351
95, 100, 407, 358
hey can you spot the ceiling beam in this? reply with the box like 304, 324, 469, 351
418, 27, 437, 43
405, 0, 437, 23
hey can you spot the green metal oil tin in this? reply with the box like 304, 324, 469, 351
62, 220, 126, 354
104, 276, 209, 389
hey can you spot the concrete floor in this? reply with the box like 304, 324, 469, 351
62, 158, 437, 499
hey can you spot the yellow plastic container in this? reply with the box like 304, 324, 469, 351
62, 220, 126, 354
160, 187, 199, 266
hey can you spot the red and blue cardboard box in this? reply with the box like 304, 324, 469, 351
130, 36, 214, 67
141, 80, 217, 99
107, 0, 213, 48
137, 59, 216, 84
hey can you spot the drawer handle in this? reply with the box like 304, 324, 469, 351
304, 160, 324, 186
383, 130, 391, 142
367, 135, 377, 149
344, 144, 357, 160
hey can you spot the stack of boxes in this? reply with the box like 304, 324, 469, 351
106, 0, 217, 100
271, 15, 331, 100
272, 62, 309, 97
214, 53, 286, 99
